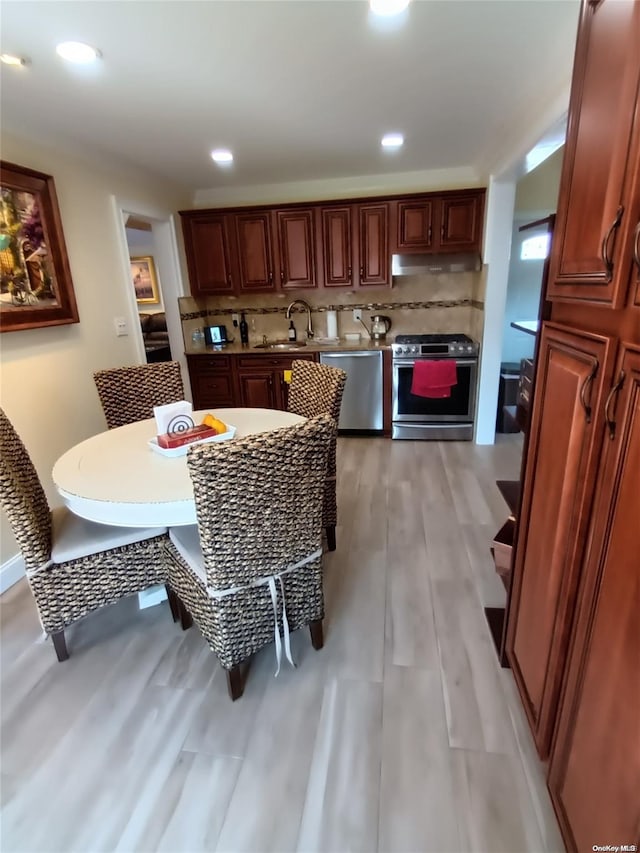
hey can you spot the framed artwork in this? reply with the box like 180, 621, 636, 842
0, 161, 79, 333
131, 255, 160, 304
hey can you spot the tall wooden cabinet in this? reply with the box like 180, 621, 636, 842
506, 0, 640, 849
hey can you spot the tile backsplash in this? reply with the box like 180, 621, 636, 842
180, 271, 484, 347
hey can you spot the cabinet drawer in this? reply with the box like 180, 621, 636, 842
191, 374, 235, 407
187, 355, 231, 371
491, 517, 515, 586
237, 354, 315, 369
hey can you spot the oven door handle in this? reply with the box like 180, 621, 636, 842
394, 358, 478, 368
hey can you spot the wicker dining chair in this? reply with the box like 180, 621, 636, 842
287, 360, 347, 551
0, 407, 170, 661
93, 361, 185, 429
164, 413, 335, 700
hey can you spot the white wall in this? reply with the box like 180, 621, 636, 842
0, 131, 190, 571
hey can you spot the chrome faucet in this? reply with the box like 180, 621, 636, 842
286, 299, 314, 339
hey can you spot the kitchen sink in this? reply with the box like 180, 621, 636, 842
253, 341, 307, 350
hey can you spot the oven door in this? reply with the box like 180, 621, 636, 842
392, 358, 478, 422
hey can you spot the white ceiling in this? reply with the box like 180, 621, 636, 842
1, 1, 580, 197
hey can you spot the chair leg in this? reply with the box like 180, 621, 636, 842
166, 585, 181, 623
309, 619, 324, 650
326, 525, 336, 551
226, 664, 245, 701
179, 600, 193, 631
51, 630, 69, 662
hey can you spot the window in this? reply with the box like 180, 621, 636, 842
521, 233, 550, 260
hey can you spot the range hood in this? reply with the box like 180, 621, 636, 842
392, 252, 481, 276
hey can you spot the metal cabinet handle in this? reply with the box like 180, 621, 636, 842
604, 370, 625, 439
600, 206, 624, 282
440, 224, 445, 241
269, 271, 273, 283
359, 267, 364, 278
580, 361, 598, 424
347, 266, 352, 280
428, 225, 432, 242
280, 269, 284, 283
633, 221, 640, 271
227, 274, 232, 286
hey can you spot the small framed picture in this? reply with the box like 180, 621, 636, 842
131, 256, 160, 304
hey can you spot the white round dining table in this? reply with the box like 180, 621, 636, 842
52, 408, 305, 528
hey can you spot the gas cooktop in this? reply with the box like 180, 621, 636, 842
394, 333, 473, 344
393, 333, 478, 358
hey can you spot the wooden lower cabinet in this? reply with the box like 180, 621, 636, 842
548, 346, 640, 851
506, 323, 616, 757
186, 355, 236, 408
187, 352, 316, 411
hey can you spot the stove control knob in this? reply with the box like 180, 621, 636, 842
405, 346, 412, 354
412, 345, 419, 353
467, 345, 473, 353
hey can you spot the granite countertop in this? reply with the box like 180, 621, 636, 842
184, 338, 392, 356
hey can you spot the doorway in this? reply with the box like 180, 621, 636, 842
126, 217, 173, 365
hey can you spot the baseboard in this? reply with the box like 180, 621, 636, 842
0, 554, 25, 595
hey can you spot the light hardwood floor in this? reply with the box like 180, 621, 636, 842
0, 435, 565, 853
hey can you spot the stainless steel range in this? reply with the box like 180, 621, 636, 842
392, 333, 479, 440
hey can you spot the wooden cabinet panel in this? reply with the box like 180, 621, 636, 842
506, 323, 616, 757
186, 355, 236, 409
238, 372, 277, 408
234, 212, 276, 292
395, 199, 434, 251
275, 208, 317, 289
439, 195, 482, 251
547, 0, 640, 306
321, 206, 354, 287
180, 214, 236, 296
548, 347, 640, 851
358, 204, 390, 287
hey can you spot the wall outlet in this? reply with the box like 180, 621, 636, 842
353, 309, 362, 322
232, 313, 239, 327
114, 317, 128, 336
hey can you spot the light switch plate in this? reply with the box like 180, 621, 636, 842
114, 317, 128, 336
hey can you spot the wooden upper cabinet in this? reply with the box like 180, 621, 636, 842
439, 194, 483, 251
548, 346, 640, 851
506, 322, 616, 758
233, 211, 276, 292
275, 208, 317, 289
394, 199, 435, 251
391, 190, 485, 254
180, 213, 236, 296
547, 0, 640, 307
358, 203, 391, 287
320, 206, 355, 288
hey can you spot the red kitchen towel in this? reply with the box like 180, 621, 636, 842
410, 360, 458, 398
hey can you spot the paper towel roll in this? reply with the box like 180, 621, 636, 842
326, 310, 338, 339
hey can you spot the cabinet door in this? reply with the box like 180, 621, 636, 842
394, 199, 435, 252
438, 194, 483, 252
180, 214, 236, 296
238, 372, 277, 408
275, 208, 317, 289
358, 203, 390, 287
548, 347, 640, 852
506, 323, 616, 758
321, 206, 354, 287
234, 212, 276, 292
547, 0, 640, 306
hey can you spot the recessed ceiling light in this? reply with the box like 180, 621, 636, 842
370, 0, 411, 17
381, 133, 404, 149
56, 41, 101, 64
211, 149, 233, 165
1, 54, 28, 67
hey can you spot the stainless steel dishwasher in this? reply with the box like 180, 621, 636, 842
319, 350, 383, 432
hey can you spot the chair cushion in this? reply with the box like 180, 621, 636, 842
169, 525, 206, 584
51, 506, 166, 564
